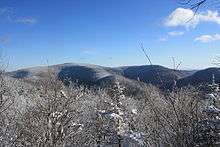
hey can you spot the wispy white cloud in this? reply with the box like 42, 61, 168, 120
0, 7, 37, 25
158, 31, 184, 42
0, 7, 10, 14
79, 48, 96, 55
195, 34, 220, 43
164, 7, 220, 28
158, 37, 168, 42
168, 31, 184, 36
0, 7, 14, 21
15, 17, 37, 25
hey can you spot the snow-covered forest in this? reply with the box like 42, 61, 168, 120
1, 68, 220, 147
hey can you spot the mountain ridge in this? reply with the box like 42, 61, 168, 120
8, 63, 219, 89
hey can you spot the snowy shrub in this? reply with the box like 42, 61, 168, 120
0, 71, 219, 147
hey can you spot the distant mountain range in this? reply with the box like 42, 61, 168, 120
7, 63, 220, 90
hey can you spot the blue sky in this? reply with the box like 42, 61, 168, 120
0, 0, 220, 70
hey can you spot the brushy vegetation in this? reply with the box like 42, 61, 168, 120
0, 69, 220, 147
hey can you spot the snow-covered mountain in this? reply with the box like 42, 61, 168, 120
7, 63, 198, 89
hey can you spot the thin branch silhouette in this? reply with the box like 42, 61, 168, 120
140, 43, 153, 66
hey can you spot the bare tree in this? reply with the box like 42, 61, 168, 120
136, 85, 205, 147
13, 73, 89, 146
0, 55, 19, 146
179, 0, 220, 12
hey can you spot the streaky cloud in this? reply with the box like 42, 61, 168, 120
195, 34, 220, 43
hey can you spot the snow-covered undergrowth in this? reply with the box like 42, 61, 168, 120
0, 74, 219, 147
